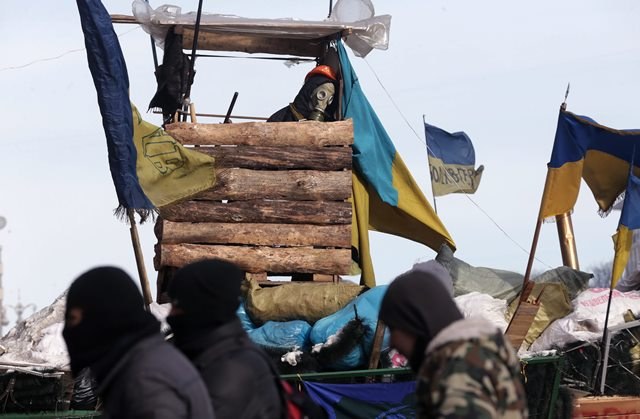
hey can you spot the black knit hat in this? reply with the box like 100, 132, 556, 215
379, 269, 463, 371
168, 259, 243, 327
63, 267, 159, 377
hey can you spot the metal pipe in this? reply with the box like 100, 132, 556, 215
555, 212, 579, 269
152, 109, 268, 121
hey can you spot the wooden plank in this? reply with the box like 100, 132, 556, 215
182, 28, 324, 57
574, 396, 640, 418
504, 302, 540, 351
160, 200, 352, 224
196, 145, 352, 170
198, 168, 351, 201
166, 120, 353, 147
160, 221, 351, 248
159, 244, 352, 274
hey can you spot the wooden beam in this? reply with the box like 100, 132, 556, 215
196, 145, 352, 170
182, 28, 324, 57
197, 168, 351, 201
166, 120, 353, 147
159, 244, 352, 274
159, 221, 351, 248
160, 200, 352, 225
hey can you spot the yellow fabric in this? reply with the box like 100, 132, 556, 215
131, 105, 216, 208
351, 154, 456, 288
583, 150, 635, 212
507, 283, 572, 350
427, 155, 483, 197
539, 160, 583, 220
611, 225, 633, 288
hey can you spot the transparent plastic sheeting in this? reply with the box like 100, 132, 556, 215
132, 0, 391, 57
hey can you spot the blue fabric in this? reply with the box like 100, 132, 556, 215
338, 42, 398, 206
248, 320, 312, 351
310, 286, 389, 369
621, 172, 640, 229
236, 301, 256, 332
304, 380, 416, 419
549, 110, 640, 168
424, 123, 476, 165
76, 0, 153, 211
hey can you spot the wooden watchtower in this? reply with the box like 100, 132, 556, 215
117, 15, 366, 301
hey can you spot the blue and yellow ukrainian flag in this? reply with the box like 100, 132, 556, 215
338, 43, 455, 287
425, 122, 484, 196
611, 172, 640, 287
76, 0, 215, 219
539, 109, 640, 221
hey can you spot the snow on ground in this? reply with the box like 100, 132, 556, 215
0, 292, 171, 370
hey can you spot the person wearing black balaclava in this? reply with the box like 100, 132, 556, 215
166, 259, 283, 419
63, 267, 214, 419
379, 264, 528, 419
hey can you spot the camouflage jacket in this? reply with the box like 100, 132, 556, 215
416, 317, 527, 419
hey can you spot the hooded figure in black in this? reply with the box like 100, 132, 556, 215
167, 259, 284, 419
379, 264, 528, 418
63, 267, 214, 419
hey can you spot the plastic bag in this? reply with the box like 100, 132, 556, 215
310, 286, 388, 369
237, 300, 257, 332
248, 320, 312, 352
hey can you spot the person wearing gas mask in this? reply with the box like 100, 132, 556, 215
379, 265, 528, 419
62, 267, 214, 419
267, 46, 339, 122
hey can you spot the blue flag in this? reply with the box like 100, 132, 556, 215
304, 380, 416, 419
76, 0, 153, 216
425, 122, 484, 196
76, 0, 215, 220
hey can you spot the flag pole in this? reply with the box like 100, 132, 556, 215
423, 114, 438, 214
127, 209, 153, 310
599, 145, 635, 394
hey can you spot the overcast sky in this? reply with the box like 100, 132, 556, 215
1, 0, 639, 329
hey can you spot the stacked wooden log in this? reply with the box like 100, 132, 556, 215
154, 120, 353, 288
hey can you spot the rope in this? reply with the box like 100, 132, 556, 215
0, 26, 140, 73
362, 57, 552, 269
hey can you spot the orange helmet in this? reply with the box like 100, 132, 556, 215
305, 65, 338, 82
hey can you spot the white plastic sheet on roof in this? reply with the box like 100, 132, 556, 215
132, 0, 391, 57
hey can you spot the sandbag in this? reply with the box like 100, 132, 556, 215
310, 286, 388, 369
454, 292, 508, 332
245, 279, 364, 325
248, 320, 312, 352
529, 288, 640, 352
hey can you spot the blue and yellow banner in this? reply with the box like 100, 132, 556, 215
304, 380, 416, 419
76, 0, 215, 219
540, 109, 640, 220
425, 123, 484, 196
611, 172, 640, 287
338, 42, 455, 287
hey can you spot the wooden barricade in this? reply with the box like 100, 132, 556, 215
154, 120, 353, 297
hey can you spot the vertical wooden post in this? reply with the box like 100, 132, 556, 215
368, 319, 386, 370
127, 209, 153, 309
